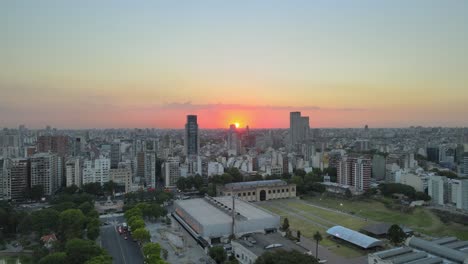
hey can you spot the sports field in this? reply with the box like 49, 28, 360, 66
257, 196, 468, 258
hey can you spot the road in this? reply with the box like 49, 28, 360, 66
100, 216, 144, 264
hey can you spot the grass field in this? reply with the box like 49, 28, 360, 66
257, 195, 468, 258
258, 201, 368, 258
304, 195, 468, 240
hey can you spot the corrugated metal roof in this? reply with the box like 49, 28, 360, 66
224, 180, 288, 190
326, 226, 383, 249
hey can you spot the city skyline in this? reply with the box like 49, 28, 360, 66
2, 1, 468, 128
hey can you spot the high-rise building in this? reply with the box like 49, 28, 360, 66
463, 153, 468, 175
30, 153, 59, 196
184, 115, 199, 156
65, 157, 82, 187
0, 158, 11, 200
428, 175, 447, 206
144, 152, 156, 188
110, 165, 132, 193
227, 124, 239, 156
10, 158, 29, 201
337, 156, 371, 193
110, 142, 121, 169
372, 154, 386, 180
82, 157, 110, 185
37, 135, 69, 157
426, 147, 440, 163
289, 112, 310, 148
162, 157, 180, 188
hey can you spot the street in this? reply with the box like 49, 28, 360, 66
100, 216, 144, 264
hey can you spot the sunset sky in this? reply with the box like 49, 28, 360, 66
1, 1, 468, 129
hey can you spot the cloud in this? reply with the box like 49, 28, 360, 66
154, 102, 365, 112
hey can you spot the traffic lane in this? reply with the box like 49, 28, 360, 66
101, 225, 144, 264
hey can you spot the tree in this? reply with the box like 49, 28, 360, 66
38, 252, 67, 264
209, 246, 227, 264
132, 228, 151, 243
82, 183, 103, 196
143, 242, 168, 264
63, 185, 79, 195
388, 224, 406, 245
65, 239, 104, 264
78, 202, 94, 215
282, 218, 290, 231
84, 255, 113, 264
103, 181, 117, 196
31, 185, 44, 200
193, 175, 204, 190
313, 231, 322, 259
59, 209, 86, 241
176, 177, 187, 191
130, 219, 145, 231
86, 218, 101, 241
255, 250, 318, 264
345, 188, 352, 199
30, 208, 60, 235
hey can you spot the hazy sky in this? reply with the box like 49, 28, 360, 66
1, 1, 468, 129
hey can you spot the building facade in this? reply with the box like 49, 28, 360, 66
65, 157, 82, 187
162, 157, 180, 188
10, 158, 29, 201
30, 153, 59, 196
184, 115, 199, 156
217, 180, 296, 202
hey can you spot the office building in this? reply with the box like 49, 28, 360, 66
227, 124, 239, 156
372, 154, 386, 181
184, 115, 199, 156
30, 153, 60, 196
289, 112, 309, 147
144, 152, 156, 188
110, 142, 120, 169
428, 175, 446, 206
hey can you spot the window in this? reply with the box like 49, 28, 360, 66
268, 190, 271, 194
248, 192, 251, 196
292, 187, 295, 191
238, 193, 241, 197
273, 190, 276, 193
253, 192, 256, 195
282, 189, 284, 193
243, 192, 246, 196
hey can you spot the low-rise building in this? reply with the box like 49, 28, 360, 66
217, 180, 296, 202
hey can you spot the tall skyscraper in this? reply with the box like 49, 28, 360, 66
289, 112, 310, 147
30, 153, 59, 196
227, 124, 239, 156
184, 115, 199, 156
82, 157, 110, 185
10, 158, 29, 201
110, 142, 121, 169
0, 158, 11, 200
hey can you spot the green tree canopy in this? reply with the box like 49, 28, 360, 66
255, 250, 318, 264
388, 224, 407, 245
209, 246, 227, 264
38, 252, 67, 264
59, 209, 86, 241
65, 238, 104, 264
132, 228, 151, 243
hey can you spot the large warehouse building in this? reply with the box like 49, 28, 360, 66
217, 179, 296, 202
173, 196, 280, 245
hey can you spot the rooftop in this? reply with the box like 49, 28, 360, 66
175, 196, 278, 225
327, 226, 383, 249
234, 232, 306, 257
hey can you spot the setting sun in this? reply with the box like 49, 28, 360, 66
234, 122, 240, 128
